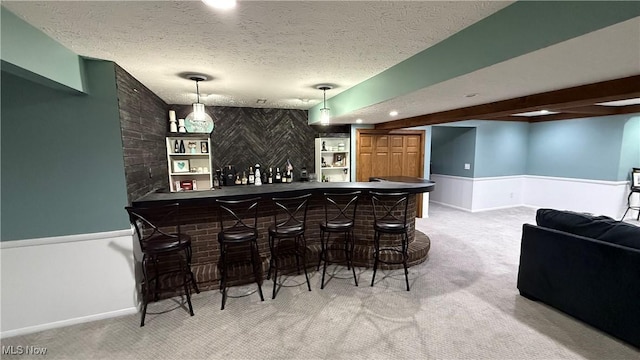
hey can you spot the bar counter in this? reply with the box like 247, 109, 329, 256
132, 178, 435, 291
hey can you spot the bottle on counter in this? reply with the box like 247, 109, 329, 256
241, 171, 248, 185
268, 167, 273, 184
235, 175, 241, 185
254, 164, 262, 186
275, 167, 281, 183
248, 166, 255, 185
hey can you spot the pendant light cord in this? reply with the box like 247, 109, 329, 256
195, 80, 201, 103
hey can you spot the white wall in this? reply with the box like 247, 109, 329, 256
1, 229, 138, 338
430, 174, 633, 219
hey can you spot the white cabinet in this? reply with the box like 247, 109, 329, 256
315, 137, 350, 182
166, 135, 212, 192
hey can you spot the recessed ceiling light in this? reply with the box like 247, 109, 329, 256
356, 119, 363, 124
596, 98, 640, 106
465, 93, 478, 98
512, 109, 560, 117
389, 111, 398, 117
256, 99, 267, 104
202, 0, 236, 10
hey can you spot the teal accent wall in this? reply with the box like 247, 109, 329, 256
431, 126, 476, 177
1, 59, 129, 241
474, 121, 529, 177
526, 115, 629, 181
0, 7, 84, 93
618, 115, 640, 181
309, 1, 640, 123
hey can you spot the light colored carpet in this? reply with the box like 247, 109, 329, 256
2, 204, 638, 359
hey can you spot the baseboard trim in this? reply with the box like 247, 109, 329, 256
429, 201, 472, 212
471, 204, 527, 213
0, 307, 138, 339
1, 228, 132, 249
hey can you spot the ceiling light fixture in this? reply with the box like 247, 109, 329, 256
316, 85, 333, 125
202, 0, 236, 10
189, 75, 207, 121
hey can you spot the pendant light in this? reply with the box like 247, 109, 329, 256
189, 75, 207, 121
316, 85, 333, 125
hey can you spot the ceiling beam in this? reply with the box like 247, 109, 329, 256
375, 75, 640, 130
554, 105, 618, 115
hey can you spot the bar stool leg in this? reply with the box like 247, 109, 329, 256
348, 229, 358, 286
371, 231, 380, 287
140, 256, 150, 327
220, 244, 228, 310
294, 236, 301, 275
403, 231, 410, 291
186, 246, 200, 294
321, 230, 330, 289
300, 234, 311, 292
180, 256, 194, 316
272, 237, 279, 299
317, 229, 325, 271
251, 240, 265, 302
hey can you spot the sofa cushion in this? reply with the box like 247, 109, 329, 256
536, 209, 640, 250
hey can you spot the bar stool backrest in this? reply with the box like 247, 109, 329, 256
216, 197, 260, 234
125, 203, 182, 251
324, 191, 361, 225
272, 193, 312, 231
370, 191, 410, 227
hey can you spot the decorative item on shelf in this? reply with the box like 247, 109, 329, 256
321, 157, 327, 168
174, 140, 180, 153
338, 143, 345, 151
180, 180, 193, 191
169, 110, 178, 132
190, 167, 197, 173
179, 140, 186, 153
188, 141, 197, 154
200, 141, 208, 153
322, 141, 327, 151
178, 119, 187, 133
173, 160, 190, 173
316, 84, 333, 125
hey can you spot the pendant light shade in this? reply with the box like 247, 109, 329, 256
317, 85, 333, 125
190, 75, 207, 121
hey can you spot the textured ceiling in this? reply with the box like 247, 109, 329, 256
3, 1, 638, 125
2, 0, 512, 109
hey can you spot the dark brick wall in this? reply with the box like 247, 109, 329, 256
169, 105, 350, 178
116, 65, 170, 203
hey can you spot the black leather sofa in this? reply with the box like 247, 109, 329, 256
517, 209, 640, 348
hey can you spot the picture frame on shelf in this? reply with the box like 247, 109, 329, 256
200, 141, 209, 153
173, 159, 190, 173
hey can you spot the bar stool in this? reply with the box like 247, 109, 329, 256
125, 203, 199, 326
370, 191, 411, 291
216, 197, 264, 310
318, 191, 361, 289
621, 167, 640, 221
267, 193, 312, 299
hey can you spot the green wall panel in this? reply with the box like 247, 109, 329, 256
1, 60, 129, 241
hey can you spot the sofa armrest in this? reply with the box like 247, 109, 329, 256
517, 224, 640, 348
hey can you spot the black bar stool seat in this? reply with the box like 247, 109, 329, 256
216, 197, 264, 310
268, 193, 313, 299
319, 191, 361, 289
125, 203, 200, 326
370, 191, 411, 291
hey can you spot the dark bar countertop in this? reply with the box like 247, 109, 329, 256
132, 177, 435, 207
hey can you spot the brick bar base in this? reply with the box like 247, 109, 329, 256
153, 192, 431, 294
